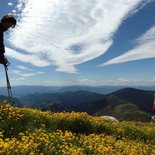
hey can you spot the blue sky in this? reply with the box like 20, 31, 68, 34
0, 0, 155, 86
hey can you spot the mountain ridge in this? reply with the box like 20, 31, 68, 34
18, 87, 155, 122
1, 85, 155, 97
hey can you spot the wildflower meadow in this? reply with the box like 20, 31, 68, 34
0, 102, 155, 155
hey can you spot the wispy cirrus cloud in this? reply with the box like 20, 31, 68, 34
8, 0, 151, 73
42, 77, 155, 86
17, 65, 34, 71
101, 24, 155, 66
11, 69, 44, 77
6, 47, 50, 67
11, 65, 44, 77
11, 70, 36, 77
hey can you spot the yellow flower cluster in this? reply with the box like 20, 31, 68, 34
20, 107, 51, 118
0, 129, 154, 155
0, 103, 23, 121
80, 133, 155, 155
51, 111, 90, 120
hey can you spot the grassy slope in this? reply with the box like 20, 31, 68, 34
95, 103, 151, 122
0, 102, 155, 154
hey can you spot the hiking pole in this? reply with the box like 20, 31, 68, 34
3, 64, 13, 98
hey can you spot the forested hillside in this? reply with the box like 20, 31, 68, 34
19, 88, 155, 122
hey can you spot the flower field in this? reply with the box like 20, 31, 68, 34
0, 103, 155, 155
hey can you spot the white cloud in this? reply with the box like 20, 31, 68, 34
136, 25, 155, 44
12, 10, 17, 13
16, 65, 34, 71
6, 47, 50, 67
101, 24, 155, 66
11, 77, 25, 81
8, 0, 149, 73
36, 71, 44, 74
42, 78, 155, 86
78, 79, 89, 82
77, 78, 155, 86
8, 2, 13, 6
11, 70, 36, 77
11, 65, 45, 77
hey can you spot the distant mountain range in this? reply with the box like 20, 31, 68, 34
20, 91, 103, 108
17, 87, 155, 122
0, 85, 124, 97
1, 85, 155, 97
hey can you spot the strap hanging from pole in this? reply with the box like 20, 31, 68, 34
3, 64, 13, 98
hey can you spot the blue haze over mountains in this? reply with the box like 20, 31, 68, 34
1, 85, 155, 98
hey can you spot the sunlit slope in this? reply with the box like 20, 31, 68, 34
0, 103, 155, 154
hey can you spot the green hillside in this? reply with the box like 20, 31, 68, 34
95, 103, 151, 122
0, 102, 155, 155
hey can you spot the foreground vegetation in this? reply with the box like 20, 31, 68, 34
0, 102, 155, 154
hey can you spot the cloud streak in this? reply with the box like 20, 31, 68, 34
42, 78, 155, 86
16, 65, 34, 71
8, 0, 149, 73
11, 65, 44, 77
6, 47, 50, 67
11, 70, 36, 77
101, 24, 155, 66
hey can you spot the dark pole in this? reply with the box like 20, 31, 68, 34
4, 64, 13, 98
